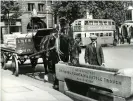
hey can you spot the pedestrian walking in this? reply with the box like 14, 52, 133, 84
84, 35, 105, 66
126, 35, 131, 44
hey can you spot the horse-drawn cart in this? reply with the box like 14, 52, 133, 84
1, 28, 55, 76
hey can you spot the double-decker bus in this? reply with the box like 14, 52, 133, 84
71, 18, 117, 46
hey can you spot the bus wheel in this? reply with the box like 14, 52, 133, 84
113, 39, 117, 46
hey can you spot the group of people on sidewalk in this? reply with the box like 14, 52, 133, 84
118, 34, 131, 44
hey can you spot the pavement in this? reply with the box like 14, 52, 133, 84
0, 68, 73, 101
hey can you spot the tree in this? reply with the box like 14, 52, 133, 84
1, 1, 21, 33
52, 1, 87, 24
52, 1, 126, 26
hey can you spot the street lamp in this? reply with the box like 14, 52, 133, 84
46, 7, 49, 28
6, 8, 10, 34
46, 0, 49, 28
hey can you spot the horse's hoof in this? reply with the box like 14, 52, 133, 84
53, 85, 59, 90
44, 75, 48, 82
59, 61, 64, 63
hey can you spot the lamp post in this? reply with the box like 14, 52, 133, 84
46, 0, 49, 28
5, 8, 10, 34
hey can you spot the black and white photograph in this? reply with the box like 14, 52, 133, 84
0, 0, 133, 101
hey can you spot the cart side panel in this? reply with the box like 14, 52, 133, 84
16, 37, 34, 55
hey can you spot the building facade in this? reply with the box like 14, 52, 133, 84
19, 0, 54, 34
1, 0, 54, 35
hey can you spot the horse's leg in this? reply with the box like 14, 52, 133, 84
51, 62, 59, 89
42, 57, 48, 82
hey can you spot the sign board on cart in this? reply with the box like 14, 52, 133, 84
16, 38, 34, 54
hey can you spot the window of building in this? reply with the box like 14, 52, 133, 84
38, 3, 44, 11
28, 3, 35, 11
106, 33, 108, 36
126, 10, 132, 20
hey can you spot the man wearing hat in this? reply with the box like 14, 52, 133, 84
84, 35, 105, 66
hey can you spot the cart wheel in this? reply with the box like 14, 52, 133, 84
12, 55, 19, 77
1, 52, 7, 70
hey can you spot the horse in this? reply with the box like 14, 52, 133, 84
39, 30, 71, 88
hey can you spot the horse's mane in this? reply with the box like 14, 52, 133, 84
40, 34, 56, 51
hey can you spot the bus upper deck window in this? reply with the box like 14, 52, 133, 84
108, 21, 111, 25
94, 21, 98, 25
90, 33, 94, 35
85, 21, 89, 25
112, 22, 115, 25
78, 21, 81, 25
99, 21, 103, 25
100, 33, 103, 37
109, 33, 112, 36
75, 21, 78, 25
89, 21, 93, 25
104, 21, 107, 25
95, 33, 99, 37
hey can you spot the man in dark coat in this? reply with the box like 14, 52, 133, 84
84, 35, 105, 66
